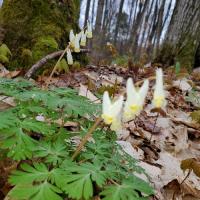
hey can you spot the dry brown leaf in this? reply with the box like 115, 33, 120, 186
79, 84, 100, 103
181, 158, 200, 178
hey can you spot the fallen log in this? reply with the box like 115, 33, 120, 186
24, 49, 90, 79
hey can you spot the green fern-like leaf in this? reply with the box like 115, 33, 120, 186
35, 141, 69, 165
9, 163, 50, 184
101, 176, 154, 200
1, 127, 37, 160
0, 110, 18, 130
8, 182, 62, 200
60, 161, 107, 200
8, 163, 65, 200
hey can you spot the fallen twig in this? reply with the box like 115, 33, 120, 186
24, 49, 90, 79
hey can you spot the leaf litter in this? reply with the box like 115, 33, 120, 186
0, 64, 200, 200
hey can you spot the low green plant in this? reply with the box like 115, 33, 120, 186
0, 77, 153, 200
0, 43, 12, 64
111, 55, 129, 67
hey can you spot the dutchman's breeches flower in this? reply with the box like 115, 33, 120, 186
152, 68, 166, 108
102, 91, 123, 131
80, 31, 87, 46
123, 78, 149, 121
74, 34, 80, 53
66, 48, 73, 65
86, 21, 93, 39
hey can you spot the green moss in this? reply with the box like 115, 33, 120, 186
0, 43, 11, 64
0, 0, 80, 69
57, 58, 69, 74
156, 35, 199, 71
0, 54, 9, 64
32, 36, 58, 61
176, 37, 197, 71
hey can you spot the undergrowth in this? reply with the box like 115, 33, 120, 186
0, 77, 154, 200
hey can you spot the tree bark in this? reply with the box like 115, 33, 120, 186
129, 0, 150, 55
0, 0, 80, 69
114, 0, 125, 45
84, 0, 92, 27
95, 0, 105, 34
157, 0, 200, 70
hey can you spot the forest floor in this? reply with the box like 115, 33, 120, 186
1, 63, 200, 200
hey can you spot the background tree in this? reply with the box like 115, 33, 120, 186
114, 0, 125, 45
156, 0, 200, 70
0, 0, 80, 69
84, 0, 91, 27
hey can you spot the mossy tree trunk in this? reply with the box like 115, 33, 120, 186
0, 0, 80, 69
156, 0, 200, 70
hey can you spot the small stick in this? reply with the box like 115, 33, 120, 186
72, 117, 102, 160
150, 112, 159, 141
172, 169, 191, 200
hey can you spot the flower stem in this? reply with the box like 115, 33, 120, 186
45, 45, 69, 87
72, 117, 102, 160
150, 112, 159, 141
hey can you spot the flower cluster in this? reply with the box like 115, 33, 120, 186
102, 68, 166, 131
66, 21, 92, 65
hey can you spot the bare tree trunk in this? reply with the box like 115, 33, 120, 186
137, 0, 154, 58
84, 0, 92, 27
146, 0, 158, 56
91, 0, 97, 25
126, 0, 136, 40
95, 0, 105, 34
129, 0, 150, 55
114, 0, 125, 45
155, 0, 166, 54
157, 0, 200, 70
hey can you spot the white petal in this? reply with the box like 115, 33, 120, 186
139, 79, 149, 103
67, 49, 73, 65
110, 118, 122, 131
155, 68, 165, 97
69, 30, 75, 42
74, 35, 80, 53
126, 78, 137, 102
110, 95, 124, 117
102, 91, 111, 114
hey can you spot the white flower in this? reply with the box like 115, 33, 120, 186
69, 30, 75, 47
152, 68, 166, 108
101, 91, 123, 131
69, 30, 75, 42
86, 21, 92, 39
36, 114, 45, 122
80, 31, 87, 46
67, 48, 73, 65
123, 78, 149, 121
74, 34, 80, 53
